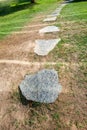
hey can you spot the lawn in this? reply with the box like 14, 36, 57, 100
0, 0, 61, 39
46, 1, 87, 129
45, 1, 87, 63
0, 1, 87, 130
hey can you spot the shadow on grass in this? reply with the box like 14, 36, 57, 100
71, 0, 87, 2
0, 1, 38, 16
18, 87, 29, 105
66, 0, 87, 3
18, 87, 42, 107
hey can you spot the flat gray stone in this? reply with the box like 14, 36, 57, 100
43, 4, 67, 22
43, 17, 57, 22
39, 26, 60, 34
34, 39, 61, 56
47, 14, 58, 17
52, 11, 60, 16
19, 69, 62, 103
51, 3, 67, 16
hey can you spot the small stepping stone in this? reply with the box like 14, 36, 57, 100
43, 17, 57, 22
47, 14, 58, 17
51, 4, 67, 16
39, 26, 60, 34
34, 39, 61, 56
52, 9, 62, 16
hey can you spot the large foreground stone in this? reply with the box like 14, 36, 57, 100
39, 26, 60, 34
34, 39, 61, 56
19, 69, 62, 103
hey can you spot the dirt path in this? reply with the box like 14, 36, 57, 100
0, 11, 60, 129
0, 18, 57, 61
0, 5, 87, 130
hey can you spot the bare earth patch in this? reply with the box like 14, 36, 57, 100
0, 63, 87, 130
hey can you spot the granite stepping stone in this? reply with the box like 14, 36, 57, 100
34, 39, 61, 56
19, 69, 62, 103
39, 26, 60, 34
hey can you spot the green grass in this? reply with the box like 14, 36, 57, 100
52, 113, 60, 120
0, 0, 61, 39
60, 1, 87, 63
46, 1, 87, 63
61, 1, 87, 21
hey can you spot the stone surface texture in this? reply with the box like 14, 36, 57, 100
34, 39, 61, 56
39, 26, 60, 34
19, 69, 62, 103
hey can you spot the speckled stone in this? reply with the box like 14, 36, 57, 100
19, 69, 62, 103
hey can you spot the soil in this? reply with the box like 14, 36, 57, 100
0, 11, 87, 130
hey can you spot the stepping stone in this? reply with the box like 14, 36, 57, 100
43, 17, 57, 22
51, 4, 67, 16
19, 69, 62, 103
43, 4, 67, 22
34, 39, 61, 56
39, 26, 60, 34
47, 14, 59, 17
51, 9, 62, 16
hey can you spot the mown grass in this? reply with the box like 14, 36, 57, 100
61, 1, 87, 21
47, 1, 87, 63
0, 0, 61, 39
